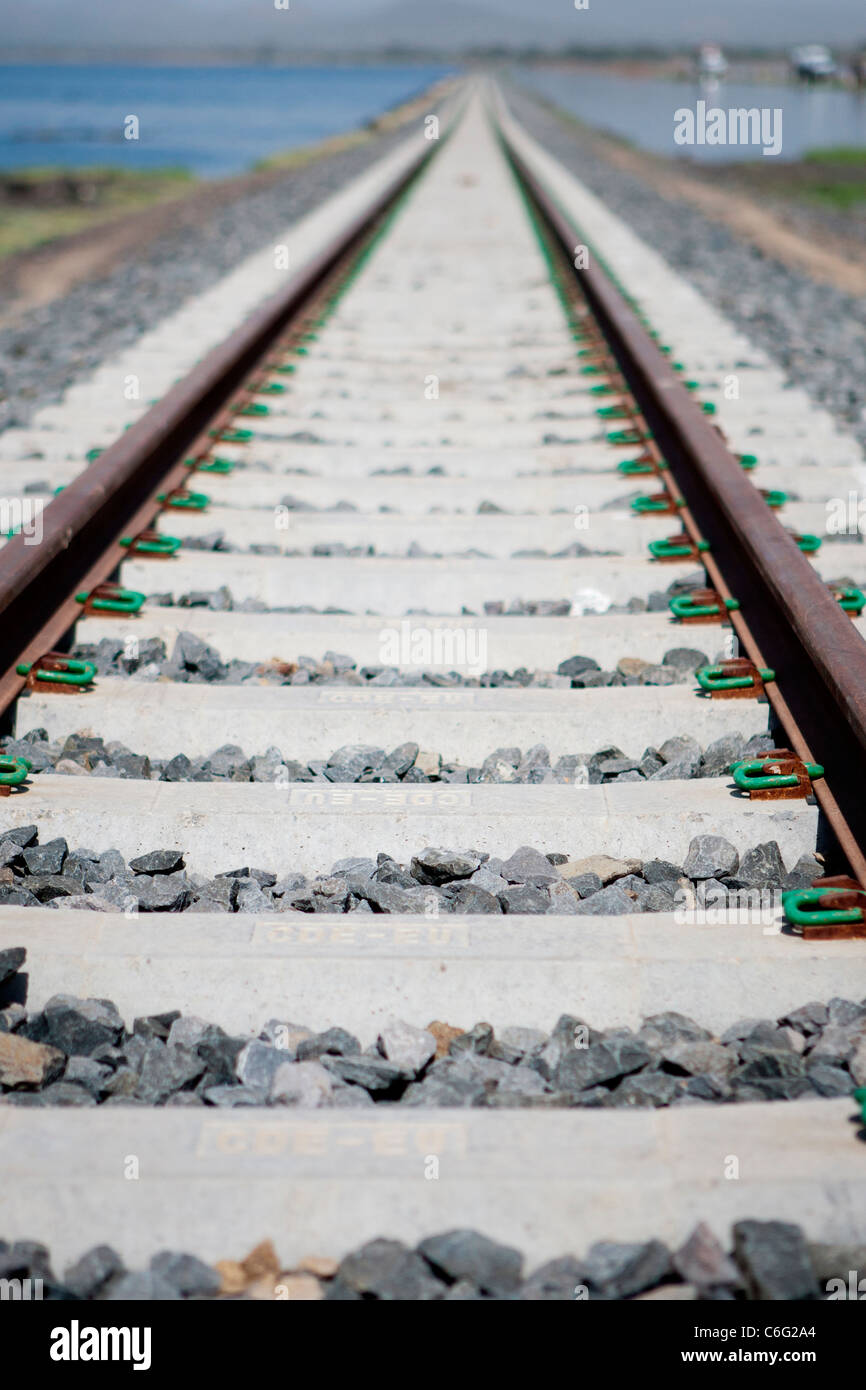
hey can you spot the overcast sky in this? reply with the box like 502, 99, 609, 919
2, 0, 864, 50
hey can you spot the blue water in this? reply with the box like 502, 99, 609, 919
0, 65, 453, 176
517, 68, 866, 162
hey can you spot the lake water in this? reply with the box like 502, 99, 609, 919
0, 64, 453, 177
516, 68, 866, 162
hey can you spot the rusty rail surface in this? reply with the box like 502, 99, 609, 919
0, 126, 445, 722
501, 129, 866, 886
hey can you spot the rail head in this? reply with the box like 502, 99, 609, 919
0, 102, 463, 719
495, 104, 866, 882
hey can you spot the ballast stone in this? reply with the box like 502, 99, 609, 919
683, 835, 739, 880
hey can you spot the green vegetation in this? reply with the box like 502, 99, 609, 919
252, 128, 370, 173
0, 165, 195, 259
797, 147, 866, 209
803, 145, 866, 164
803, 180, 866, 210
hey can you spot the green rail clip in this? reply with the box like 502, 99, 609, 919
15, 659, 96, 687
209, 428, 254, 444
596, 404, 632, 420
696, 663, 774, 693
792, 532, 822, 553
761, 489, 787, 509
632, 494, 684, 514
0, 756, 31, 789
782, 888, 864, 930
669, 594, 739, 621
833, 585, 866, 615
237, 402, 270, 417
606, 428, 648, 446
186, 456, 234, 475
157, 491, 210, 511
731, 758, 823, 793
617, 457, 667, 476
648, 537, 709, 560
120, 534, 181, 557
75, 587, 145, 615
739, 454, 758, 470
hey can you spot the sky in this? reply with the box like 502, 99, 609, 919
1, 0, 864, 51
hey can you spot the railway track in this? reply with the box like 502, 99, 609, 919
0, 81, 865, 1304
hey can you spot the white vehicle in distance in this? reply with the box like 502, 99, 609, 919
697, 44, 728, 78
791, 44, 838, 80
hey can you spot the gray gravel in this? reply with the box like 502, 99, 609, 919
1, 949, 862, 1116
4, 728, 771, 786
178, 532, 616, 559
505, 79, 866, 452
147, 589, 680, 616
89, 568, 709, 620
0, 121, 424, 434
1, 1219, 859, 1299
69, 628, 719, 688
0, 824, 824, 918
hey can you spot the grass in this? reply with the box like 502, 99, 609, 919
803, 145, 866, 164
799, 147, 866, 208
802, 180, 866, 210
251, 127, 370, 173
0, 76, 454, 264
0, 165, 196, 259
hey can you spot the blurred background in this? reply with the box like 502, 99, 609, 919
0, 1, 864, 314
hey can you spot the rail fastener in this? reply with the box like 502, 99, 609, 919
759, 488, 788, 509
0, 755, 30, 794
606, 427, 650, 446
695, 659, 775, 698
668, 590, 740, 624
14, 653, 96, 694
74, 584, 146, 617
209, 428, 254, 444
185, 457, 235, 475
250, 381, 288, 395
827, 583, 866, 616
119, 530, 182, 559
789, 531, 822, 553
783, 876, 866, 939
648, 534, 710, 562
631, 493, 685, 516
156, 489, 210, 512
616, 456, 667, 476
730, 750, 824, 800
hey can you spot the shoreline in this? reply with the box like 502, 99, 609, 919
0, 75, 457, 313
516, 87, 866, 297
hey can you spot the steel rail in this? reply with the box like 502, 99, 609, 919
0, 120, 452, 725
500, 125, 866, 886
